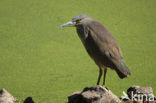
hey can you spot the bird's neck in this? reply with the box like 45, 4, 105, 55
76, 25, 88, 41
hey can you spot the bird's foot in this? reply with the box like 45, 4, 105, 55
102, 85, 105, 88
102, 85, 109, 90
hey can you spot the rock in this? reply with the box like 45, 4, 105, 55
0, 88, 16, 103
24, 97, 34, 103
68, 85, 121, 103
127, 86, 153, 98
127, 86, 155, 101
121, 85, 156, 103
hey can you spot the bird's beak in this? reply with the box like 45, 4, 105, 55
59, 21, 75, 28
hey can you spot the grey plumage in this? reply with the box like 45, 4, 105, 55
60, 14, 131, 86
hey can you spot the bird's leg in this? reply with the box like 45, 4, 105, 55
102, 68, 107, 87
97, 66, 103, 85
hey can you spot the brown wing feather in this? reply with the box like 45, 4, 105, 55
87, 20, 131, 78
88, 20, 122, 62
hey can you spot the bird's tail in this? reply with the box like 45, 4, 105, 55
115, 60, 131, 79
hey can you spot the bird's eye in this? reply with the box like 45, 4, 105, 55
76, 19, 81, 23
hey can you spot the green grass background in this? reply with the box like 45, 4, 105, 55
0, 0, 156, 102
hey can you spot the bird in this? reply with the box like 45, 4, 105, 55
59, 14, 131, 87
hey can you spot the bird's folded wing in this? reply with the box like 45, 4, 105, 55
88, 21, 130, 77
88, 21, 123, 64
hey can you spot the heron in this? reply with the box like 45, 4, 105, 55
60, 14, 131, 87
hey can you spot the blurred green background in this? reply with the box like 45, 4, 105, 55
0, 0, 156, 102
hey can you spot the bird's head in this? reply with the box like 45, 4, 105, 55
59, 14, 91, 28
